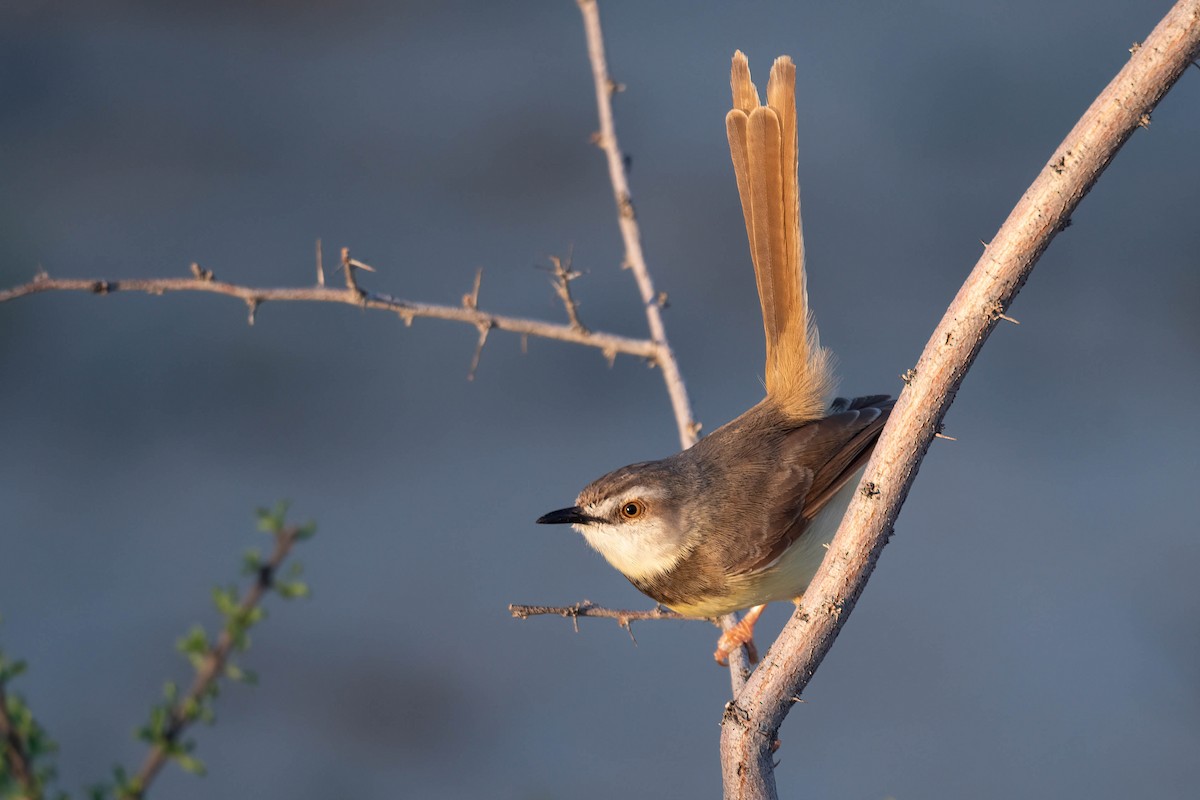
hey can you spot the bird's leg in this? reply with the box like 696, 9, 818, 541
714, 604, 767, 665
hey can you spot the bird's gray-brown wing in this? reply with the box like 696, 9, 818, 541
742, 397, 893, 574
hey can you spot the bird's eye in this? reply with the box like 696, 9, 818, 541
620, 500, 646, 520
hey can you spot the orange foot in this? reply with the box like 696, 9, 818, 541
713, 604, 766, 666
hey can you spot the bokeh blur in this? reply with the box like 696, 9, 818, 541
2, 1, 1198, 797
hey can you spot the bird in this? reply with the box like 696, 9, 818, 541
537, 52, 892, 665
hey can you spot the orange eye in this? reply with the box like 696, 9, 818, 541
619, 500, 646, 520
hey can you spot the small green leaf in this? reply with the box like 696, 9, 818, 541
275, 581, 310, 600
241, 548, 263, 575
256, 501, 290, 534
175, 753, 206, 776
212, 586, 239, 617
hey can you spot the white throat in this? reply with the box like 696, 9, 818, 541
575, 520, 685, 581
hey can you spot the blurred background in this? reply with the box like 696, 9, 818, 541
2, 1, 1198, 797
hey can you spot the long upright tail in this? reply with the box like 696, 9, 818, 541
726, 51, 834, 421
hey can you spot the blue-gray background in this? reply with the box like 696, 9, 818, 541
2, 1, 1198, 797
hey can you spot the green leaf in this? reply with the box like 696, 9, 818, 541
241, 548, 263, 575
174, 753, 206, 776
211, 586, 239, 618
256, 501, 290, 534
275, 581, 310, 600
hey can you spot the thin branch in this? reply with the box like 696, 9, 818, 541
0, 683, 35, 800
576, 0, 699, 448
545, 252, 588, 332
125, 528, 301, 799
510, 601, 683, 628
719, 3, 1200, 798
0, 271, 659, 363
576, 0, 753, 695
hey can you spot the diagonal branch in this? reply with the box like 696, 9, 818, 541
719, 2, 1200, 797
124, 527, 302, 799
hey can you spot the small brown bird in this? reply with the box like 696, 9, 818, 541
538, 52, 891, 664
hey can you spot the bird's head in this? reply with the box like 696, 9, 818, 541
537, 460, 693, 581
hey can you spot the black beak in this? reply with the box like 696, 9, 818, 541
536, 506, 595, 525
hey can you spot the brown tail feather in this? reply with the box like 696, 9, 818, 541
727, 51, 833, 421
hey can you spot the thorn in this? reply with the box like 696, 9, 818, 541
1137, 112, 1151, 129
190, 262, 213, 281
339, 247, 357, 292
1129, 41, 1141, 55
462, 268, 484, 310
621, 620, 638, 646
980, 239, 989, 248
934, 432, 957, 441
656, 291, 669, 309
989, 300, 1020, 325
316, 238, 325, 286
602, 347, 617, 368
605, 78, 625, 96
245, 298, 258, 326
397, 310, 414, 327
520, 334, 529, 355
467, 322, 492, 381
338, 247, 374, 296
34, 265, 49, 282
589, 131, 603, 148
900, 368, 917, 385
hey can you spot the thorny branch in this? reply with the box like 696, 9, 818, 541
575, 0, 754, 695
509, 601, 682, 643
0, 262, 659, 370
719, 2, 1200, 798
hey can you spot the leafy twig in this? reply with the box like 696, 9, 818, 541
115, 506, 314, 800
